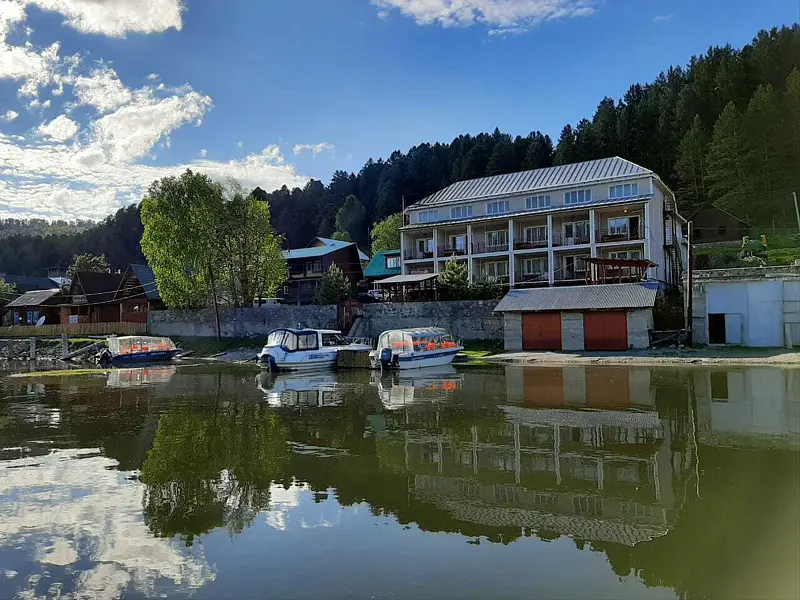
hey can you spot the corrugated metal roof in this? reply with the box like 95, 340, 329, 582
493, 283, 658, 312
364, 250, 401, 279
316, 237, 370, 262
413, 157, 652, 208
5, 288, 62, 308
128, 264, 160, 300
376, 273, 438, 285
284, 239, 368, 262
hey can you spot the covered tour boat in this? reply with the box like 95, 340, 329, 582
258, 329, 371, 372
97, 336, 181, 366
373, 328, 463, 370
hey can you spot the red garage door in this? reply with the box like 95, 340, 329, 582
584, 312, 628, 351
522, 313, 562, 350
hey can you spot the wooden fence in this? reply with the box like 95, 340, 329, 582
0, 321, 147, 339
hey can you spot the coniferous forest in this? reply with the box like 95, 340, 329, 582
1, 25, 798, 276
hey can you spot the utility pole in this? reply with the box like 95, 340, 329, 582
686, 221, 694, 346
793, 192, 800, 234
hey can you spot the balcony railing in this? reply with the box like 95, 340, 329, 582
552, 232, 590, 247
404, 249, 434, 260
516, 272, 548, 285
596, 228, 643, 243
472, 241, 509, 254
477, 274, 510, 284
438, 246, 468, 257
555, 269, 588, 282
514, 239, 548, 250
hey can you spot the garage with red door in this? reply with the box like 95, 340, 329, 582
584, 311, 629, 351
522, 312, 562, 350
495, 283, 658, 352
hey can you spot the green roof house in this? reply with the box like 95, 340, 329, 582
364, 250, 401, 282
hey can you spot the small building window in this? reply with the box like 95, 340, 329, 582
485, 230, 508, 249
609, 183, 639, 199
564, 189, 592, 205
525, 195, 551, 210
418, 210, 439, 223
608, 217, 629, 235
386, 256, 400, 269
523, 225, 548, 245
451, 205, 473, 219
486, 200, 510, 215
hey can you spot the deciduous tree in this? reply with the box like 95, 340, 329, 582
370, 213, 403, 253
314, 264, 352, 305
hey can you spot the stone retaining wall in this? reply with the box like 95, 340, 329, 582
360, 300, 502, 341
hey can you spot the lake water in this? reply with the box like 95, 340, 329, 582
0, 362, 798, 600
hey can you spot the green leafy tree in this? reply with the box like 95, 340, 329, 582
331, 231, 352, 242
706, 102, 750, 218
437, 257, 469, 300
335, 195, 368, 245
370, 213, 403, 253
469, 278, 504, 300
0, 279, 17, 311
314, 263, 352, 305
67, 253, 110, 277
675, 115, 711, 212
785, 69, 800, 187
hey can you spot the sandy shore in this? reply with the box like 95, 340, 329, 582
482, 348, 800, 367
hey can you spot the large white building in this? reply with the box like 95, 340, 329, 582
400, 157, 685, 289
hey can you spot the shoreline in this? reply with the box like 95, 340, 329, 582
481, 348, 800, 367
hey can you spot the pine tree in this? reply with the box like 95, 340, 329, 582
554, 125, 578, 165
437, 257, 469, 300
523, 132, 554, 170
785, 69, 800, 193
675, 115, 711, 213
706, 102, 750, 218
314, 264, 352, 305
486, 138, 518, 176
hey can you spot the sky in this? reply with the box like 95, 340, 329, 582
0, 0, 797, 222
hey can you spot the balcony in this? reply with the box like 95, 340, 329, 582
514, 239, 548, 251
515, 272, 549, 286
552, 232, 590, 247
438, 246, 468, 258
477, 274, 510, 285
404, 249, 434, 261
596, 228, 644, 243
472, 241, 509, 254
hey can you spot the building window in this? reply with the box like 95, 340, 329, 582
608, 217, 629, 236
451, 205, 473, 219
563, 221, 590, 244
485, 230, 508, 249
523, 225, 548, 245
449, 234, 466, 251
609, 183, 639, 199
307, 260, 323, 274
486, 200, 510, 215
564, 189, 592, 205
417, 238, 434, 254
525, 195, 551, 210
418, 210, 439, 224
608, 250, 642, 260
522, 257, 547, 275
482, 261, 509, 281
386, 256, 400, 269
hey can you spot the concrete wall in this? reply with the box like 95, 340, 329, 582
503, 313, 523, 351
561, 313, 585, 351
361, 300, 502, 341
148, 305, 338, 338
627, 309, 653, 349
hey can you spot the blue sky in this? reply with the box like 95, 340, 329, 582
0, 0, 797, 221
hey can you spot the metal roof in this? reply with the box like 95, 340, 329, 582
493, 282, 658, 313
376, 273, 438, 285
364, 250, 401, 279
412, 157, 652, 208
315, 237, 370, 262
128, 264, 160, 300
5, 288, 62, 308
284, 239, 369, 262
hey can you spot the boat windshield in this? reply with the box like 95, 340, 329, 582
321, 333, 349, 347
267, 330, 298, 351
377, 330, 457, 353
108, 336, 175, 355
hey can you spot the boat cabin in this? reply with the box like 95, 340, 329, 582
375, 328, 458, 354
266, 329, 350, 351
108, 336, 176, 356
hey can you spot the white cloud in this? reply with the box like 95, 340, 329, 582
1, 109, 19, 121
72, 65, 133, 112
24, 0, 185, 37
199, 148, 207, 157
293, 142, 335, 157
36, 113, 79, 140
371, 0, 595, 33
653, 13, 675, 23
237, 140, 243, 148
146, 72, 159, 80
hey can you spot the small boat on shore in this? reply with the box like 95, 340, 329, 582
97, 336, 181, 366
372, 328, 463, 370
258, 329, 371, 372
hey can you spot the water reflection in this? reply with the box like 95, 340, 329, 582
0, 363, 797, 599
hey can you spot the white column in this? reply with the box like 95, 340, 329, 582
508, 218, 515, 286
467, 224, 474, 282
514, 423, 521, 485
547, 214, 555, 286
553, 424, 561, 485
400, 232, 407, 275
432, 228, 439, 274
589, 209, 598, 283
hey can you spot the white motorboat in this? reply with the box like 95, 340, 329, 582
375, 366, 463, 409
256, 372, 342, 407
372, 328, 463, 370
258, 328, 371, 372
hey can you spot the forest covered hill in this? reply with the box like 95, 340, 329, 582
1, 25, 798, 276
